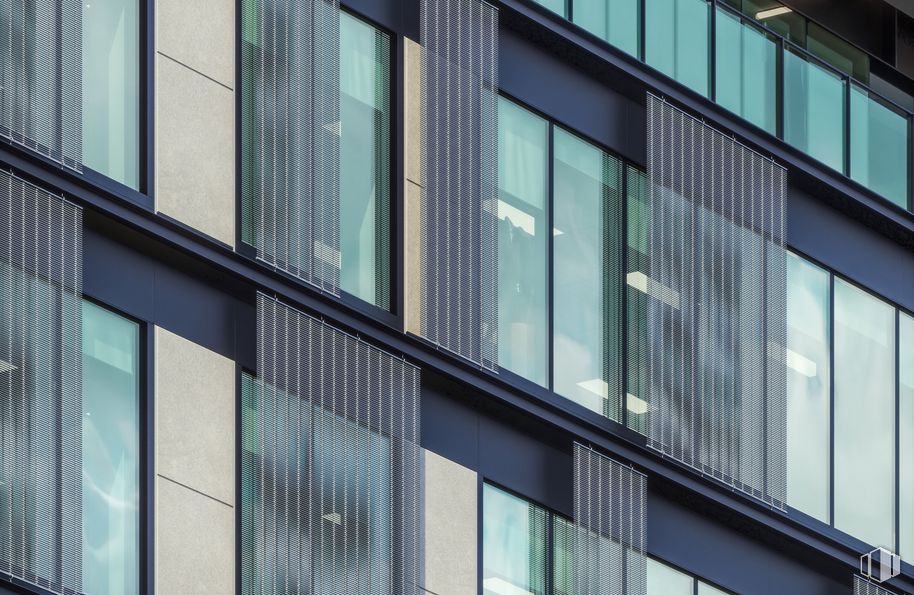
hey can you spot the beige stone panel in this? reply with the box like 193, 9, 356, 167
156, 0, 235, 88
156, 477, 234, 595
156, 54, 235, 246
425, 450, 477, 595
155, 326, 235, 505
405, 179, 423, 336
404, 37, 422, 186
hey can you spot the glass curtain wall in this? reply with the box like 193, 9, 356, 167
483, 483, 548, 595
849, 87, 909, 208
901, 313, 914, 560
645, 0, 710, 97
573, 0, 640, 57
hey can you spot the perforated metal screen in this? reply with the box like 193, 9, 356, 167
646, 94, 787, 509
573, 443, 646, 595
0, 0, 82, 170
0, 171, 82, 594
244, 294, 421, 594
241, 0, 341, 292
419, 0, 499, 370
855, 575, 897, 595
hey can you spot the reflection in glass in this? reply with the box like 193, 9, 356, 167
850, 87, 909, 209
340, 12, 391, 308
786, 253, 830, 522
83, 0, 140, 189
498, 98, 549, 386
715, 8, 777, 134
783, 49, 846, 173
483, 484, 547, 595
647, 558, 693, 595
82, 301, 140, 595
574, 0, 640, 58
645, 0, 710, 97
834, 279, 895, 549
901, 313, 914, 559
553, 128, 622, 420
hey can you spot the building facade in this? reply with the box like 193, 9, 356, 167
0, 0, 912, 593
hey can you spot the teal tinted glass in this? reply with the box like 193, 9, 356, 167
901, 313, 914, 559
553, 128, 623, 420
340, 12, 391, 308
626, 167, 651, 434
783, 49, 846, 173
850, 87, 909, 208
498, 98, 549, 386
534, 0, 567, 16
82, 301, 140, 595
574, 0, 641, 57
645, 0, 710, 97
647, 558, 693, 595
786, 253, 830, 522
834, 279, 895, 549
83, 0, 140, 189
715, 8, 777, 134
483, 484, 548, 595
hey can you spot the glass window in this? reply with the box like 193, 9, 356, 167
850, 87, 909, 209
806, 22, 869, 82
534, 0, 567, 17
715, 8, 777, 135
626, 167, 651, 434
783, 48, 846, 173
647, 558, 694, 595
83, 0, 140, 189
574, 0, 641, 58
498, 98, 549, 386
786, 253, 830, 522
698, 582, 730, 595
645, 0, 710, 97
901, 313, 914, 559
834, 279, 895, 549
340, 12, 391, 308
483, 483, 548, 595
82, 301, 140, 595
553, 128, 623, 419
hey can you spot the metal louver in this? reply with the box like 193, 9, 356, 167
241, 0, 341, 292
243, 293, 422, 594
855, 575, 898, 595
645, 94, 788, 509
0, 171, 82, 594
573, 443, 647, 595
0, 0, 82, 170
419, 0, 499, 370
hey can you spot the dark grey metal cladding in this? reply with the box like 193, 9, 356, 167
645, 94, 788, 510
0, 171, 82, 595
420, 0, 498, 370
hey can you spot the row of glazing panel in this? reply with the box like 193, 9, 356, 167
531, 0, 913, 210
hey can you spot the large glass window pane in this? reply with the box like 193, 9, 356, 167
647, 558, 693, 595
533, 0, 567, 16
807, 22, 869, 82
698, 582, 729, 595
82, 301, 140, 595
483, 484, 548, 595
645, 0, 710, 97
834, 279, 895, 548
553, 128, 622, 419
83, 0, 140, 189
901, 313, 914, 559
786, 253, 830, 522
850, 87, 909, 208
783, 49, 846, 173
340, 12, 391, 308
715, 8, 777, 135
626, 167, 651, 434
574, 0, 641, 58
498, 98, 549, 386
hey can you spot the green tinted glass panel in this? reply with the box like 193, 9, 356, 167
483, 484, 548, 595
574, 0, 641, 57
82, 301, 140, 595
498, 98, 549, 386
83, 0, 140, 189
647, 558, 693, 595
850, 87, 909, 208
645, 0, 710, 97
715, 8, 777, 134
807, 22, 869, 82
534, 0, 567, 16
626, 167, 650, 434
901, 313, 914, 559
698, 582, 730, 595
742, 0, 805, 44
784, 49, 846, 173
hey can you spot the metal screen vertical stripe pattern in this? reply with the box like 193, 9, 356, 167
573, 443, 646, 595
0, 0, 82, 170
241, 0, 340, 293
646, 94, 788, 509
0, 171, 82, 594
419, 0, 499, 370
855, 575, 897, 595
245, 293, 421, 594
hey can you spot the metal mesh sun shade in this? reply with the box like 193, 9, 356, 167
855, 575, 897, 595
419, 0, 499, 370
245, 293, 421, 595
0, 0, 82, 170
241, 0, 341, 292
573, 443, 647, 595
0, 171, 82, 594
645, 94, 788, 509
